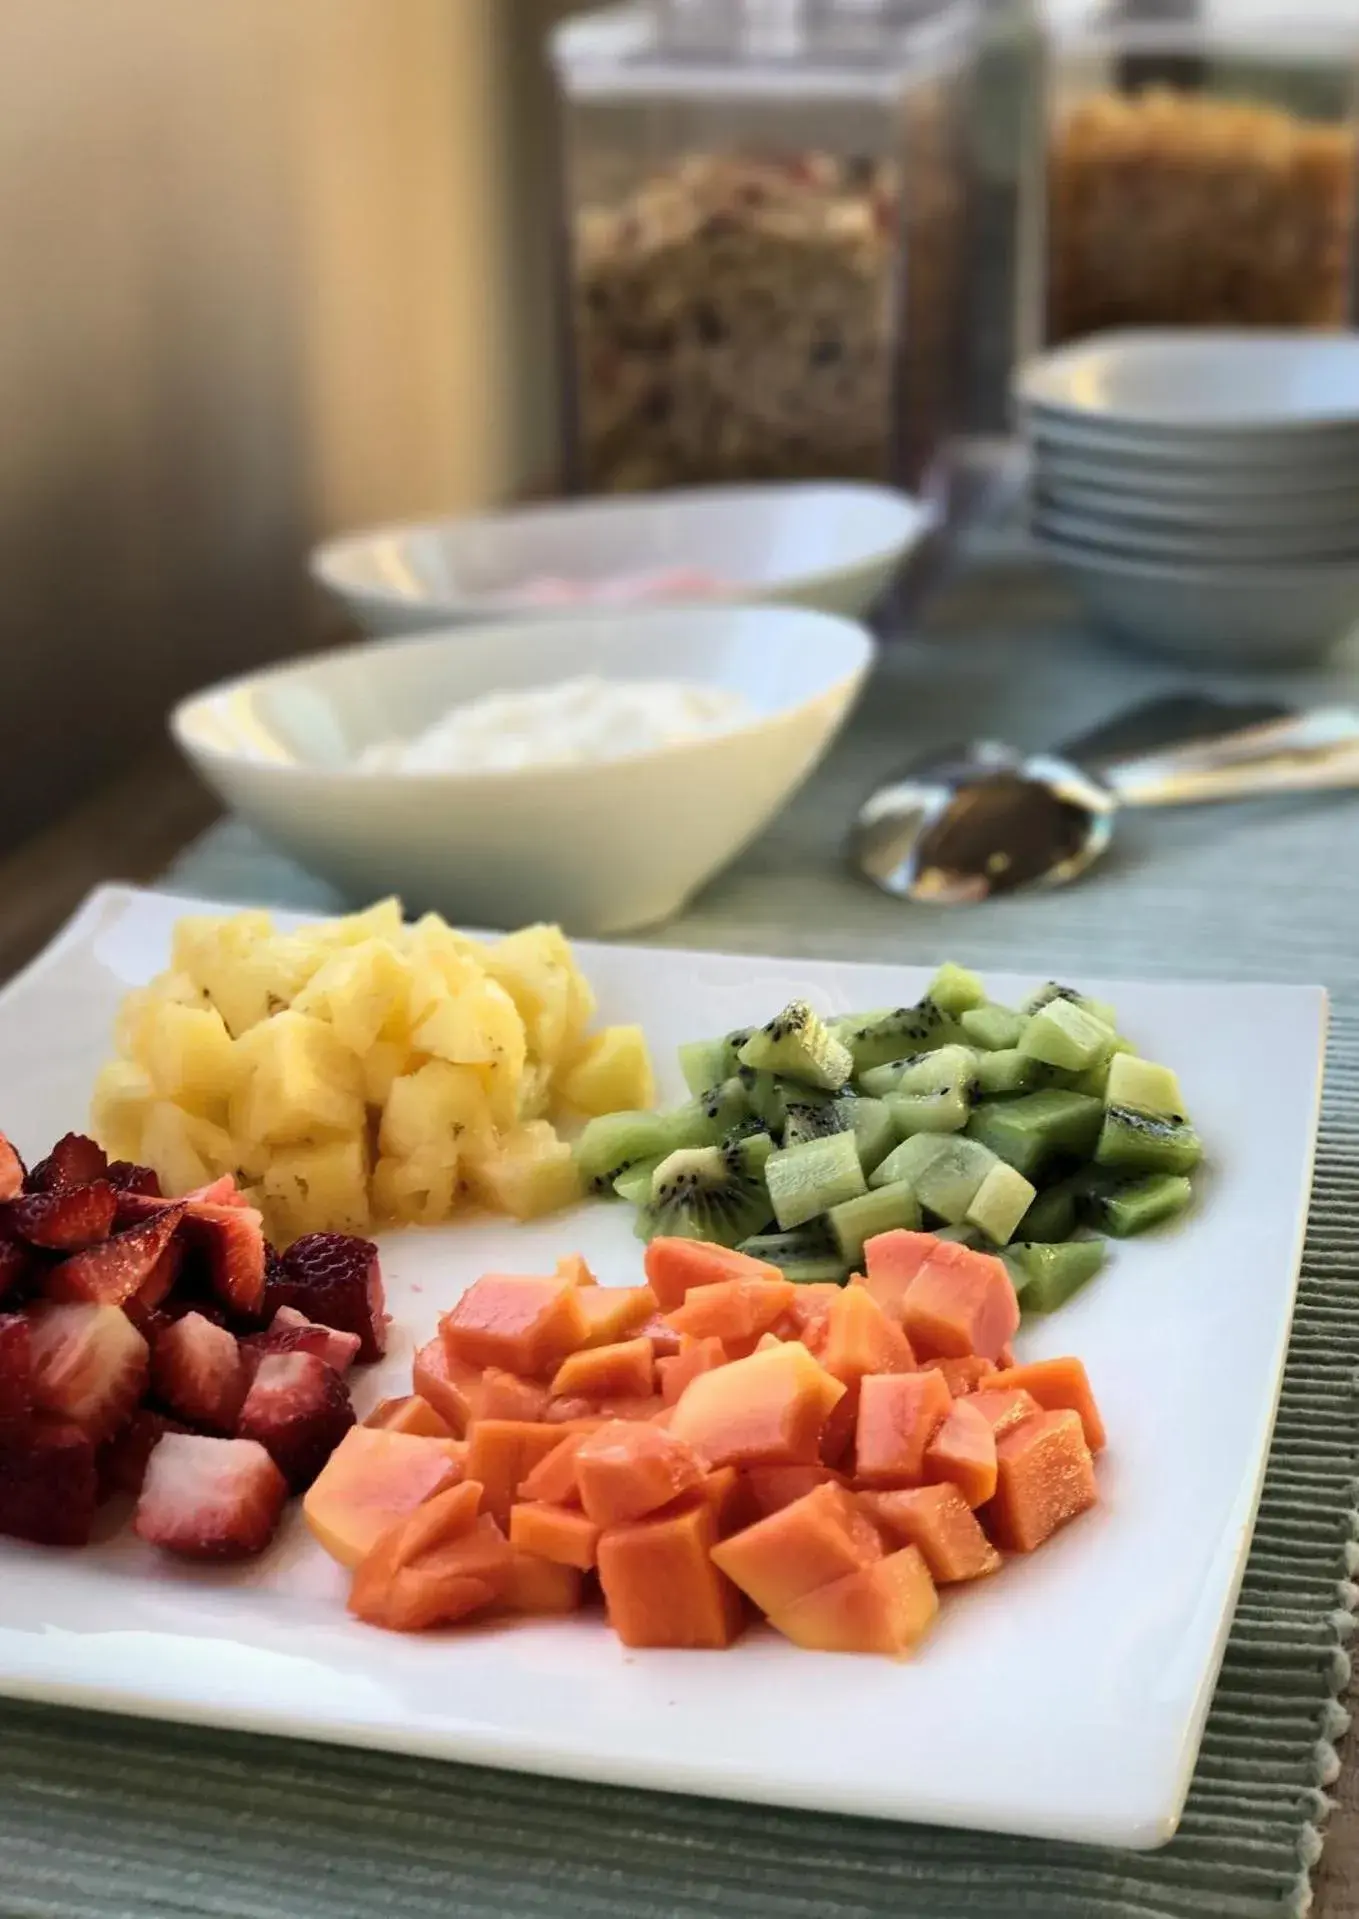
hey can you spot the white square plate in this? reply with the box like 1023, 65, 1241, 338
0, 886, 1327, 1849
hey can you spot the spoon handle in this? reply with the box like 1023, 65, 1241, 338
1103, 707, 1359, 808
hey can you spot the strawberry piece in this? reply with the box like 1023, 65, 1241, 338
133, 1234, 186, 1314
0, 1240, 34, 1304
151, 1311, 247, 1433
106, 1160, 162, 1197
242, 1307, 361, 1377
0, 1133, 24, 1202
27, 1301, 149, 1442
191, 1204, 268, 1318
237, 1351, 354, 1491
44, 1204, 187, 1307
99, 1407, 192, 1499
28, 1133, 109, 1193
0, 1420, 97, 1545
0, 1313, 33, 1436
266, 1233, 387, 1363
134, 1432, 287, 1559
3, 1181, 116, 1251
122, 1299, 175, 1344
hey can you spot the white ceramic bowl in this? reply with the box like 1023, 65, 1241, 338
170, 607, 875, 935
1032, 500, 1359, 565
309, 483, 933, 635
1033, 446, 1359, 518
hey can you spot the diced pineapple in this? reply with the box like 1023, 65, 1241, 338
407, 912, 490, 972
230, 1011, 365, 1147
371, 1153, 460, 1227
484, 925, 593, 1068
302, 897, 404, 950
465, 1120, 582, 1219
361, 1039, 411, 1110
141, 1002, 240, 1109
414, 978, 526, 1078
262, 1136, 371, 1240
140, 1101, 219, 1194
558, 1024, 656, 1116
291, 939, 412, 1056
380, 1061, 492, 1163
90, 1060, 155, 1162
515, 1059, 555, 1123
171, 914, 277, 1036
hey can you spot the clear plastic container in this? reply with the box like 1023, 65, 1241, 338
1035, 0, 1359, 346
551, 0, 979, 499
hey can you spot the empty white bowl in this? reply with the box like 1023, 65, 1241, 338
170, 607, 875, 935
1033, 500, 1359, 566
311, 483, 933, 636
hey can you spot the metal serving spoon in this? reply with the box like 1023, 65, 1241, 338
850, 695, 1359, 905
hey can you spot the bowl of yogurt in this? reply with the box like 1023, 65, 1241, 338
170, 607, 875, 933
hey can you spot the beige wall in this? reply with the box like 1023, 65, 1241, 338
0, 0, 571, 844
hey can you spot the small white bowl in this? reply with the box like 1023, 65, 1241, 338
1033, 446, 1359, 518
310, 483, 932, 635
170, 607, 875, 935
1032, 500, 1359, 566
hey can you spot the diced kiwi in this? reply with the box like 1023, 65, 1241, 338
869, 1131, 952, 1192
966, 1090, 1104, 1181
778, 1093, 894, 1178
1023, 981, 1119, 1031
1004, 1239, 1106, 1312
636, 1142, 774, 1247
837, 1000, 965, 1073
1095, 1106, 1202, 1176
1082, 1171, 1193, 1236
738, 1228, 849, 1285
827, 1009, 890, 1043
931, 1223, 987, 1248
575, 1109, 691, 1191
781, 1099, 848, 1148
960, 1003, 1026, 1051
738, 1001, 852, 1092
828, 1181, 922, 1265
973, 1048, 1046, 1097
1018, 998, 1116, 1074
1105, 1055, 1186, 1120
912, 1137, 999, 1224
861, 1044, 977, 1102
612, 1157, 663, 1205
677, 1030, 751, 1097
926, 962, 986, 1017
966, 1161, 1037, 1246
887, 1086, 972, 1137
1016, 1181, 1077, 1243
764, 1131, 867, 1231
734, 1129, 776, 1180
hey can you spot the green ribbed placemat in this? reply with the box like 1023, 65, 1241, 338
4, 554, 1359, 1918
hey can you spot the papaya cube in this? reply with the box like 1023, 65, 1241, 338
860, 1484, 1001, 1583
668, 1340, 845, 1469
441, 1274, 589, 1376
901, 1246, 1019, 1363
643, 1238, 784, 1313
637, 1314, 682, 1359
855, 1369, 953, 1487
774, 1282, 842, 1354
509, 1499, 601, 1569
769, 1545, 938, 1656
986, 1357, 1107, 1453
363, 1393, 455, 1439
574, 1420, 705, 1527
923, 1397, 997, 1508
984, 1409, 1097, 1552
551, 1337, 655, 1402
742, 1464, 844, 1519
501, 1549, 584, 1615
711, 1482, 881, 1616
465, 1420, 571, 1528
965, 1387, 1042, 1441
859, 1230, 940, 1320
694, 1464, 749, 1536
666, 1276, 795, 1347
412, 1338, 485, 1437
574, 1284, 658, 1348
933, 1355, 997, 1397
304, 1426, 467, 1568
517, 1427, 595, 1505
348, 1481, 513, 1632
477, 1369, 551, 1423
657, 1335, 727, 1405
597, 1499, 744, 1648
555, 1253, 597, 1287
820, 1286, 916, 1387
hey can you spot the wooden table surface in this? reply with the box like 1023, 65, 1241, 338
2, 748, 1355, 1917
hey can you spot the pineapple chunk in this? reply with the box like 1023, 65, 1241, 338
230, 1011, 364, 1147
263, 1136, 371, 1240
171, 914, 277, 1036
484, 925, 594, 1069
140, 1102, 219, 1194
372, 1154, 460, 1227
465, 1121, 581, 1219
380, 1061, 492, 1163
141, 1003, 240, 1108
361, 1039, 411, 1109
291, 939, 412, 1056
558, 1025, 656, 1115
302, 897, 405, 950
413, 978, 526, 1077
90, 1060, 155, 1162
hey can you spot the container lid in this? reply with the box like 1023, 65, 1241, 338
1041, 0, 1359, 57
552, 0, 978, 99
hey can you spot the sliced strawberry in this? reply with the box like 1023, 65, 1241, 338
44, 1204, 187, 1307
0, 1420, 97, 1545
122, 1299, 175, 1344
0, 1133, 25, 1202
27, 1301, 149, 1443
114, 1176, 246, 1232
0, 1313, 33, 1436
266, 1233, 387, 1363
242, 1307, 361, 1378
188, 1205, 268, 1319
99, 1407, 190, 1500
28, 1133, 109, 1193
236, 1351, 354, 1491
106, 1160, 162, 1198
134, 1432, 287, 1559
0, 1240, 33, 1304
133, 1233, 185, 1314
3, 1181, 116, 1252
151, 1311, 246, 1434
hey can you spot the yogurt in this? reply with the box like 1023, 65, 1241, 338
359, 675, 752, 775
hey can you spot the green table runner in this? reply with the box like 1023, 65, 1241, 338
4, 555, 1359, 1918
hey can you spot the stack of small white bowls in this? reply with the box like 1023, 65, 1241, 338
1015, 330, 1359, 664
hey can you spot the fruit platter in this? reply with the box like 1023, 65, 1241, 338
0, 883, 1326, 1850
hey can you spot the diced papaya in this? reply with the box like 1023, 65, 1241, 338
478, 1369, 551, 1423
933, 1355, 997, 1397
997, 1342, 1016, 1369
574, 1285, 659, 1348
412, 1338, 485, 1437
666, 1276, 795, 1348
657, 1334, 727, 1405
304, 1427, 467, 1569
551, 1337, 655, 1402
769, 1545, 938, 1656
742, 1463, 844, 1519
854, 1368, 953, 1487
574, 1420, 705, 1527
694, 1464, 749, 1536
819, 1388, 858, 1469
363, 1393, 456, 1439
597, 1498, 744, 1649
516, 1427, 596, 1505
593, 1393, 668, 1422
754, 1332, 783, 1352
465, 1420, 571, 1528
348, 1482, 513, 1632
966, 1387, 1043, 1440
983, 1409, 1098, 1552
509, 1499, 601, 1570
859, 1484, 1001, 1583
544, 1395, 597, 1424
668, 1340, 845, 1469
556, 1253, 597, 1287
636, 1314, 681, 1358
441, 1274, 589, 1377
901, 1245, 1019, 1363
643, 1238, 783, 1313
501, 1548, 584, 1615
711, 1482, 882, 1616
923, 1397, 997, 1508
986, 1357, 1106, 1453
859, 1229, 939, 1320
820, 1286, 916, 1387
774, 1282, 842, 1355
